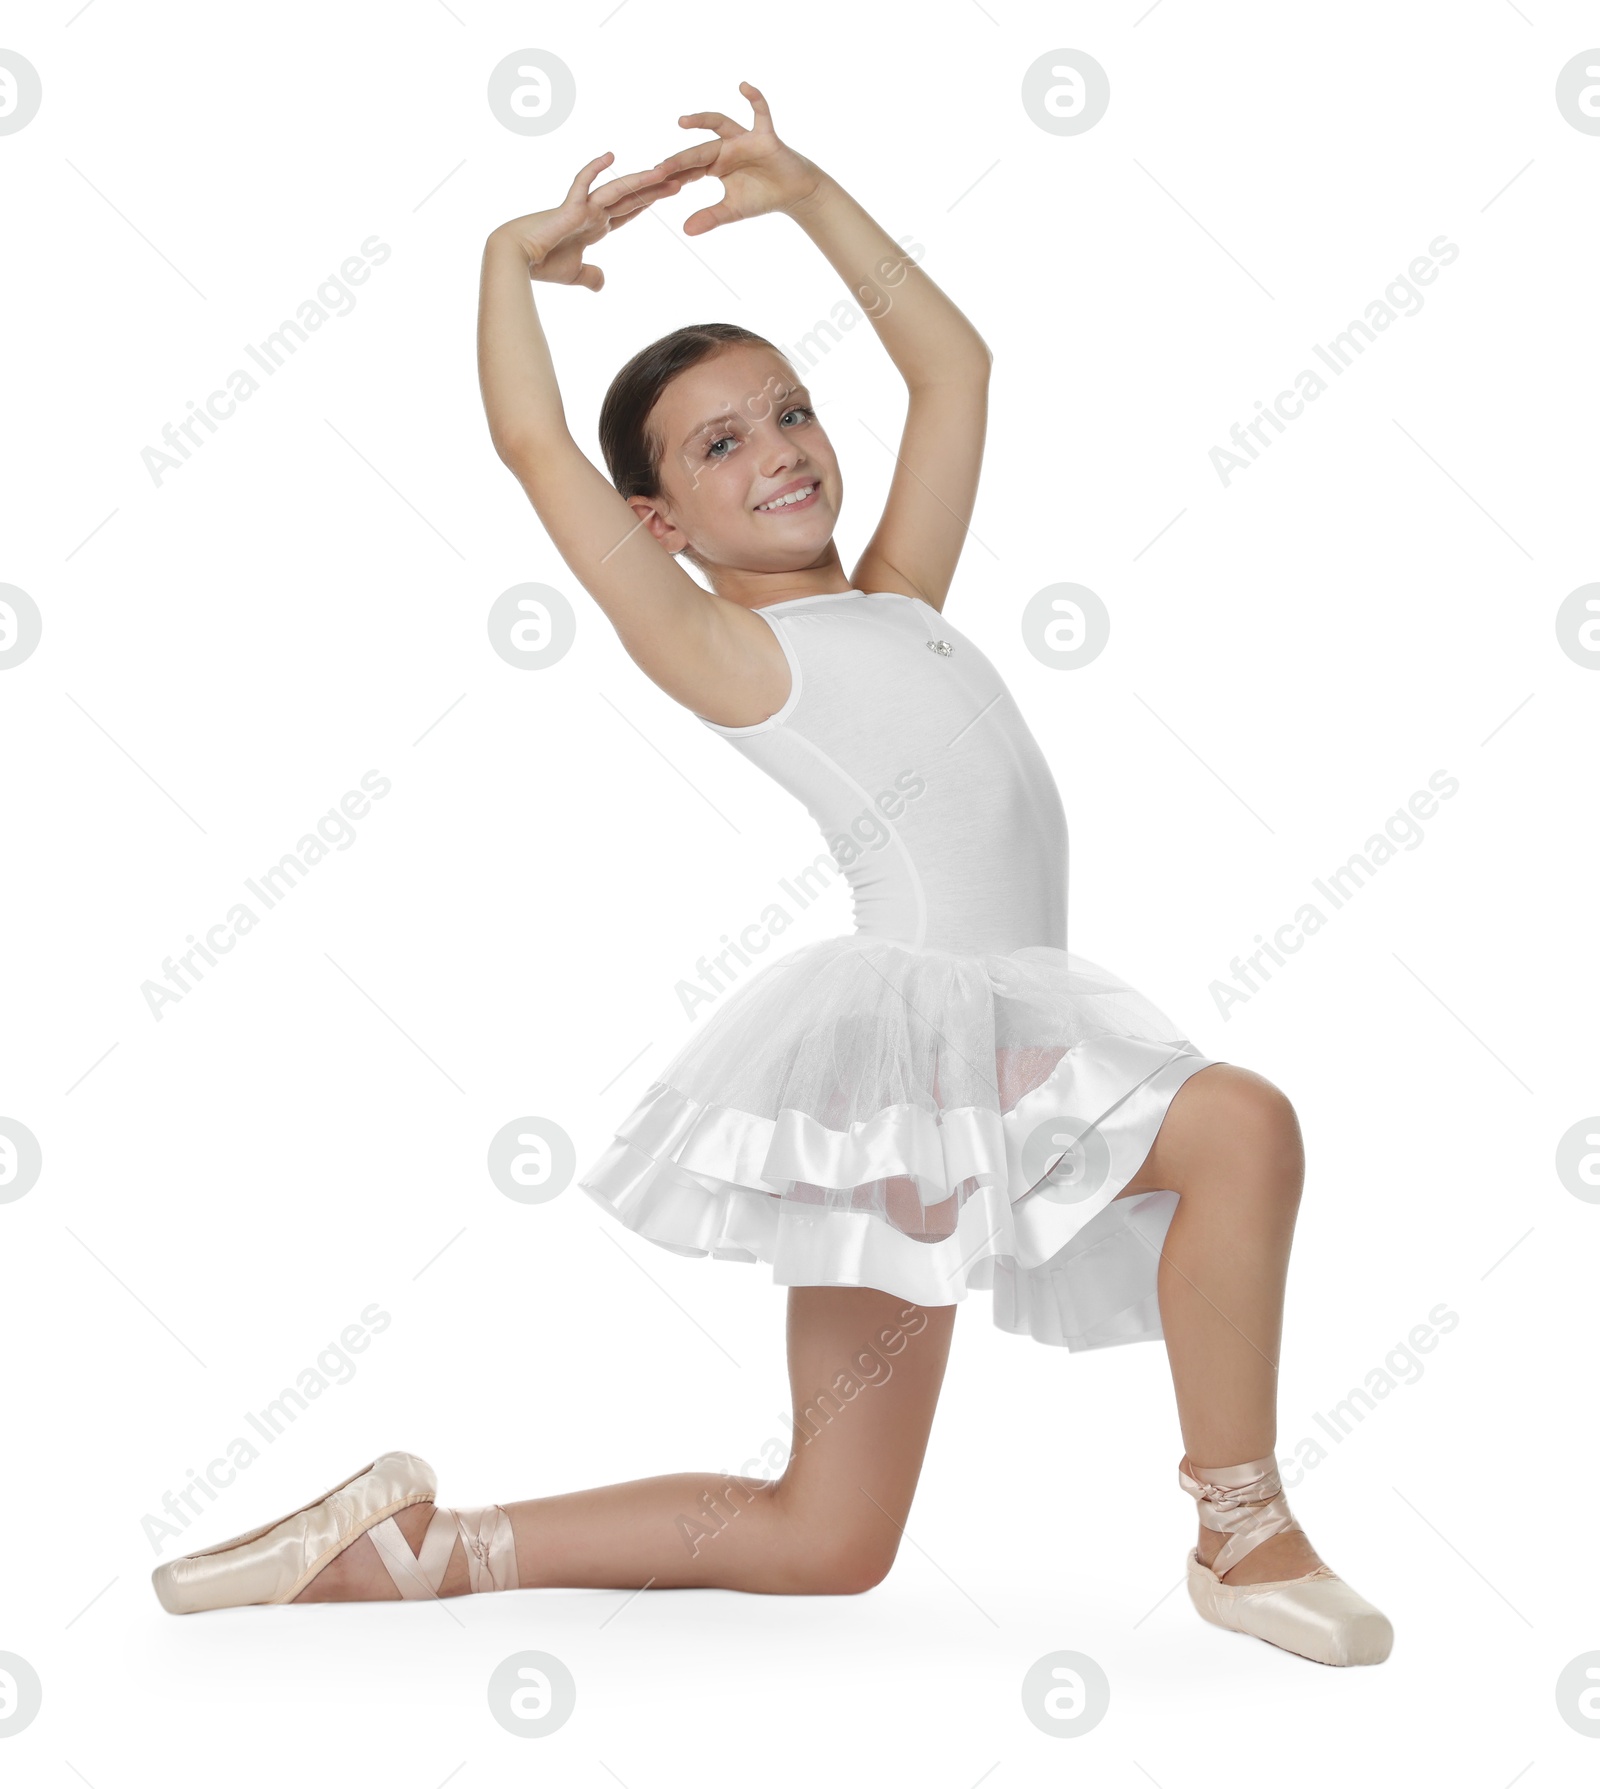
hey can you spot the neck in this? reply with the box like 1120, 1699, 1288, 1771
707, 561, 852, 610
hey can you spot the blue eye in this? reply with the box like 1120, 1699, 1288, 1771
705, 405, 813, 460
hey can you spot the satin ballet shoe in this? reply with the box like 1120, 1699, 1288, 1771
1178, 1453, 1393, 1667
151, 1450, 436, 1614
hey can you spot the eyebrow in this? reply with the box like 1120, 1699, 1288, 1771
681, 386, 813, 450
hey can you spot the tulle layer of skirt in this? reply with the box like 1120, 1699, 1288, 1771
575, 933, 1221, 1350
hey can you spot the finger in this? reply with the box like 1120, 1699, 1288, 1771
651, 160, 710, 188
608, 177, 685, 226
567, 151, 615, 202
676, 110, 740, 138
590, 163, 680, 208
601, 172, 684, 218
683, 201, 738, 237
738, 81, 774, 128
575, 262, 604, 293
650, 141, 722, 179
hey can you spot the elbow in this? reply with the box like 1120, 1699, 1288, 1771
491, 427, 531, 468
914, 339, 992, 391
945, 334, 993, 381
489, 406, 575, 477
491, 427, 550, 479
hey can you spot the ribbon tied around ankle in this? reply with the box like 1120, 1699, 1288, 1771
1178, 1455, 1302, 1578
1185, 1467, 1280, 1511
452, 1504, 519, 1594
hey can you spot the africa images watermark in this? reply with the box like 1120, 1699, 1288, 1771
140, 1300, 392, 1554
675, 767, 929, 1020
140, 233, 392, 486
1209, 767, 1458, 1019
141, 769, 391, 1020
773, 232, 925, 374
1278, 1299, 1459, 1489
1209, 232, 1460, 487
675, 1302, 934, 1555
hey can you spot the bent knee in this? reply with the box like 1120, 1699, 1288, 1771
1172, 1064, 1304, 1179
780, 1526, 898, 1595
1217, 1064, 1298, 1132
800, 1548, 895, 1596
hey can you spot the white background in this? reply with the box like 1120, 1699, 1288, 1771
2, 0, 1595, 1782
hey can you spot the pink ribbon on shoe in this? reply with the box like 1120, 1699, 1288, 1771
453, 1504, 519, 1595
367, 1502, 519, 1598
1178, 1453, 1304, 1578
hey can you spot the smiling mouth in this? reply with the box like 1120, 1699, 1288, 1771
755, 481, 820, 512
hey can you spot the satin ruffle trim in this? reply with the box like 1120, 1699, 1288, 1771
577, 1037, 1219, 1350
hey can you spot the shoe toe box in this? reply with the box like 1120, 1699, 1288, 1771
150, 1450, 437, 1614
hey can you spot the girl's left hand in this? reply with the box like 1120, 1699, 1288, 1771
649, 82, 826, 235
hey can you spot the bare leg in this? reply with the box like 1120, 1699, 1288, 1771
1113, 1062, 1325, 1585
295, 1283, 956, 1601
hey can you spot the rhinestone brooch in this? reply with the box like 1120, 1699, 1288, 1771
926, 638, 954, 656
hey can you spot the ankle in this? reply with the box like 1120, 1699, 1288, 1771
1179, 1452, 1325, 1586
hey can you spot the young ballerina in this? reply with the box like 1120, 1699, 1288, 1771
151, 83, 1391, 1667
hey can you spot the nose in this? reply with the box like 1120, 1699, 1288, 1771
760, 422, 805, 479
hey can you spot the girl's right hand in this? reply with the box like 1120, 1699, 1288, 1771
495, 153, 686, 292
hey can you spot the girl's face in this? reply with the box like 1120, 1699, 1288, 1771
633, 343, 841, 581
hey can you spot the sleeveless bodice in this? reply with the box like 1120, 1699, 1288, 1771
696, 589, 1069, 954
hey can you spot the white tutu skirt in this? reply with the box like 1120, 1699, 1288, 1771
576, 935, 1221, 1350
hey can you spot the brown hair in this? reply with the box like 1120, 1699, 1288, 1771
598, 322, 783, 502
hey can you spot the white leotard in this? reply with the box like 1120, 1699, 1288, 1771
696, 589, 1069, 955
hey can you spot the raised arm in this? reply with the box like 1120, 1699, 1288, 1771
653, 84, 992, 613
476, 157, 760, 716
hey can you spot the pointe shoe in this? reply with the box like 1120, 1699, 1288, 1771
151, 1450, 437, 1614
1178, 1453, 1393, 1667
